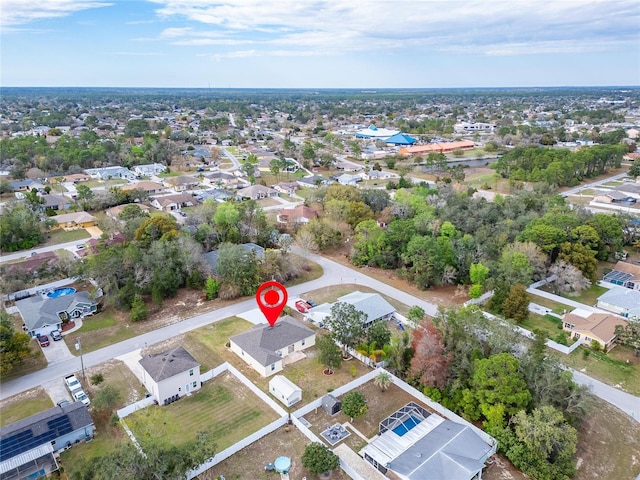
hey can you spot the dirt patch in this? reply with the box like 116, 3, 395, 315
82, 359, 147, 407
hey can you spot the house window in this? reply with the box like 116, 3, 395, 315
301, 339, 305, 346
271, 364, 275, 371
178, 387, 181, 392
193, 381, 197, 388
189, 369, 194, 376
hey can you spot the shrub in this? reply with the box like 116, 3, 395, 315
90, 373, 104, 386
301, 442, 339, 475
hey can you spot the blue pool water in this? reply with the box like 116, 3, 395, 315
392, 416, 422, 436
47, 287, 76, 298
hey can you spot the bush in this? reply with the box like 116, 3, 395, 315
90, 373, 104, 386
342, 391, 367, 420
301, 442, 339, 475
218, 283, 241, 300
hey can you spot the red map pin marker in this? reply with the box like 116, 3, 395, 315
256, 280, 288, 327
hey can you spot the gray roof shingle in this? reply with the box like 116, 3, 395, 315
139, 346, 200, 382
230, 316, 314, 367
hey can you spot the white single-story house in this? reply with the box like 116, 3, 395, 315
139, 346, 201, 405
229, 316, 315, 377
133, 163, 167, 177
596, 286, 640, 320
361, 402, 495, 480
15, 291, 98, 338
269, 375, 302, 407
237, 184, 278, 200
150, 193, 196, 212
337, 173, 362, 186
0, 402, 94, 480
308, 291, 396, 329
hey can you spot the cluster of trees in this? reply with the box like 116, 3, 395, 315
409, 307, 588, 480
0, 202, 54, 251
0, 311, 31, 375
492, 144, 627, 186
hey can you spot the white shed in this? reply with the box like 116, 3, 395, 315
269, 375, 302, 407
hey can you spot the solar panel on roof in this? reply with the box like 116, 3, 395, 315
0, 414, 74, 461
604, 271, 632, 283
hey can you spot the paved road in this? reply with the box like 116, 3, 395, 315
560, 172, 629, 197
1, 250, 638, 423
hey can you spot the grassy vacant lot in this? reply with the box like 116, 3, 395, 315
0, 388, 52, 426
128, 372, 279, 451
64, 309, 136, 354
540, 283, 608, 306
43, 228, 90, 246
552, 345, 640, 396
83, 359, 148, 407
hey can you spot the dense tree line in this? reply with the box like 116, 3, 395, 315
492, 144, 626, 186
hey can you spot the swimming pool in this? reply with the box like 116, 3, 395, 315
392, 415, 422, 436
47, 287, 76, 298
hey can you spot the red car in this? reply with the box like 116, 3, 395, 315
295, 300, 311, 313
38, 335, 50, 347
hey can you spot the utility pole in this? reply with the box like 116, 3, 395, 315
75, 338, 86, 383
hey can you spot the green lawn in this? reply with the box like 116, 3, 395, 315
528, 294, 570, 315
43, 229, 90, 246
540, 284, 608, 307
127, 373, 279, 450
554, 345, 640, 396
64, 310, 136, 355
0, 389, 53, 426
518, 313, 565, 340
73, 311, 118, 333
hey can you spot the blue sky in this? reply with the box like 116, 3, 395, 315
1, 0, 639, 88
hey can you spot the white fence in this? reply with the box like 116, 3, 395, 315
117, 396, 156, 419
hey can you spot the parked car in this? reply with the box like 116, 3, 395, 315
295, 300, 311, 313
72, 389, 91, 406
50, 330, 62, 341
56, 399, 71, 408
38, 335, 50, 347
178, 211, 187, 217
306, 299, 317, 308
64, 374, 81, 391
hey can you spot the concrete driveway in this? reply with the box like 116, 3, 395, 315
40, 335, 76, 365
42, 377, 73, 405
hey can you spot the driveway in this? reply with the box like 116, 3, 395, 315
42, 377, 73, 405
40, 335, 76, 365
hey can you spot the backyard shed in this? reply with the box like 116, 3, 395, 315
322, 394, 341, 416
269, 375, 302, 407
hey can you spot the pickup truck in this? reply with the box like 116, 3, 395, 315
72, 389, 91, 406
64, 374, 81, 392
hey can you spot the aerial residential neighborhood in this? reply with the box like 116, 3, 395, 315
1, 85, 639, 480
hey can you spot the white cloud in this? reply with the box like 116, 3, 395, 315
105, 51, 162, 56
0, 0, 112, 26
146, 0, 639, 57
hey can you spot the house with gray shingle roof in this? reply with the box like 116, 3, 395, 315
139, 346, 201, 405
229, 316, 315, 377
0, 401, 94, 479
596, 286, 640, 320
15, 291, 98, 338
308, 291, 396, 329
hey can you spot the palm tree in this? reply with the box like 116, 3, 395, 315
374, 371, 392, 392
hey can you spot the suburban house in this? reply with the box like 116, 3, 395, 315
61, 173, 91, 183
562, 309, 628, 351
277, 205, 318, 225
39, 194, 72, 211
9, 179, 44, 192
273, 182, 299, 195
105, 203, 151, 220
596, 286, 640, 320
268, 375, 302, 407
0, 402, 94, 480
203, 243, 265, 275
139, 346, 201, 406
337, 173, 362, 186
237, 184, 278, 200
150, 193, 196, 212
195, 189, 238, 203
308, 291, 396, 329
121, 181, 165, 195
229, 316, 316, 377
603, 261, 640, 291
203, 172, 241, 188
593, 190, 637, 204
84, 166, 136, 181
361, 402, 496, 480
8, 251, 57, 276
162, 176, 200, 192
132, 163, 167, 177
50, 212, 97, 231
296, 175, 328, 188
15, 291, 98, 338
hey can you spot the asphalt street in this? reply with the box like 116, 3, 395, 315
1, 249, 638, 424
